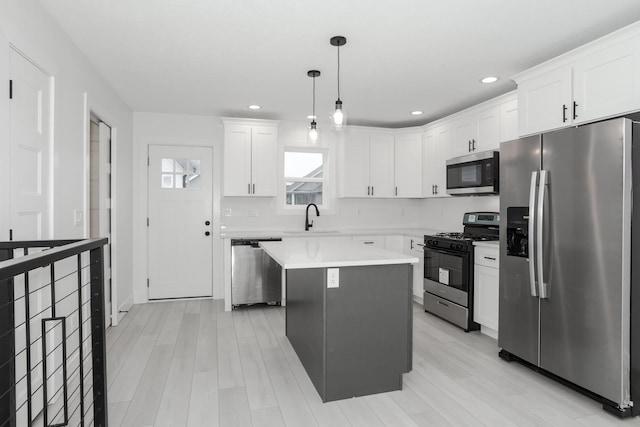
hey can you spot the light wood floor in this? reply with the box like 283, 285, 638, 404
105, 300, 640, 426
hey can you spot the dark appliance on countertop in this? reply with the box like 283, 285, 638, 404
423, 212, 499, 331
499, 117, 640, 417
231, 238, 282, 309
446, 150, 499, 195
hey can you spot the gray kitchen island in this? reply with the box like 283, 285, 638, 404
260, 238, 418, 402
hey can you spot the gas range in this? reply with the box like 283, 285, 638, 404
425, 212, 499, 253
422, 212, 500, 332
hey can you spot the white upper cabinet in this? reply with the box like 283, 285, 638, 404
422, 125, 449, 198
394, 131, 423, 198
515, 24, 640, 136
222, 118, 278, 197
573, 37, 640, 124
340, 127, 421, 198
369, 132, 395, 198
499, 97, 519, 142
517, 66, 573, 136
450, 105, 502, 158
339, 127, 395, 198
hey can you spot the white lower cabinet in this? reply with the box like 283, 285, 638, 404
352, 235, 385, 248
405, 236, 425, 302
473, 244, 499, 339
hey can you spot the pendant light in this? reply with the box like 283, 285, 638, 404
330, 36, 347, 129
307, 70, 320, 143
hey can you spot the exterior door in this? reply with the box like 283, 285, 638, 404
498, 136, 541, 365
539, 119, 631, 405
148, 145, 213, 299
9, 48, 51, 240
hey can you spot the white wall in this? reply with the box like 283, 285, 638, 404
132, 113, 223, 303
0, 0, 134, 314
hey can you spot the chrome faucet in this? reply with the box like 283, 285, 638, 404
305, 203, 320, 231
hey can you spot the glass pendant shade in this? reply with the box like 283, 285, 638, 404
308, 121, 319, 143
332, 99, 345, 128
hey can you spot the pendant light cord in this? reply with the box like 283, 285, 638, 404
337, 45, 341, 100
312, 75, 316, 119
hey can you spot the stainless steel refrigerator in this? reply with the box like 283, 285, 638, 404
499, 117, 639, 416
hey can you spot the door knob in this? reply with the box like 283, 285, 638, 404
205, 231, 211, 236
205, 220, 210, 226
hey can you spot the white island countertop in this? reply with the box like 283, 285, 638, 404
260, 239, 419, 270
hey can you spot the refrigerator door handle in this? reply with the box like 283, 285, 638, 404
537, 170, 548, 299
528, 171, 539, 297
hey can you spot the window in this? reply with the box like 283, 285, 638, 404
161, 158, 201, 189
284, 150, 325, 207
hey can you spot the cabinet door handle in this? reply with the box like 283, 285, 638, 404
468, 140, 472, 152
435, 184, 438, 195
248, 183, 251, 194
253, 183, 255, 194
367, 186, 370, 196
410, 239, 414, 250
573, 101, 578, 120
437, 300, 449, 308
562, 104, 568, 123
372, 186, 374, 196
472, 139, 476, 151
395, 186, 398, 196
484, 256, 496, 260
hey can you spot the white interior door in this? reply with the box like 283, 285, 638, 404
148, 145, 213, 299
90, 120, 113, 327
9, 48, 51, 426
9, 48, 51, 241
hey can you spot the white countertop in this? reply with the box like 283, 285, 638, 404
473, 241, 500, 248
260, 239, 419, 269
221, 227, 446, 239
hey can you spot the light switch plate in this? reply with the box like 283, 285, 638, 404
327, 268, 339, 288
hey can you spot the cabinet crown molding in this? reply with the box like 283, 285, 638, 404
221, 117, 280, 127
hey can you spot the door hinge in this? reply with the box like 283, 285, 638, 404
147, 217, 149, 227
147, 278, 150, 288
9, 80, 12, 99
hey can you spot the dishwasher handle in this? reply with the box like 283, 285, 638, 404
231, 238, 282, 248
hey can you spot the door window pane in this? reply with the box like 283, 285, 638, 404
160, 158, 202, 189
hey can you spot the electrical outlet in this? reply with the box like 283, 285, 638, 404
73, 210, 84, 227
327, 268, 339, 288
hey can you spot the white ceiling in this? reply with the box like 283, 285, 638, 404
38, 0, 640, 128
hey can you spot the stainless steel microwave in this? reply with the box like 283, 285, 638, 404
446, 150, 499, 195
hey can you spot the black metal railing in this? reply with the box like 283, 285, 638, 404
0, 239, 108, 427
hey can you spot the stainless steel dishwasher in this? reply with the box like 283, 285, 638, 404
231, 238, 282, 309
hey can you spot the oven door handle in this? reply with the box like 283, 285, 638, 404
528, 171, 538, 297
424, 246, 467, 257
537, 170, 548, 299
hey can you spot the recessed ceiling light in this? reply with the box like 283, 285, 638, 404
410, 110, 423, 116
307, 115, 317, 120
480, 76, 499, 84
248, 105, 261, 110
